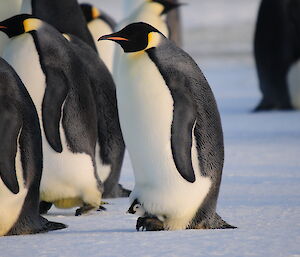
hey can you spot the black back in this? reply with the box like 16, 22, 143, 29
254, 0, 300, 110
31, 0, 97, 51
66, 34, 126, 198
147, 38, 224, 223
0, 57, 66, 235
30, 23, 99, 160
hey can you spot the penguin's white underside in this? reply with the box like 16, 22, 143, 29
116, 51, 211, 230
0, 131, 27, 236
288, 60, 300, 109
2, 33, 101, 208
89, 19, 115, 72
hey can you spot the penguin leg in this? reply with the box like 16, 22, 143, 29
39, 201, 53, 214
136, 216, 164, 231
75, 204, 96, 216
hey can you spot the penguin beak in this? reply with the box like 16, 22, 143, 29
98, 34, 129, 42
0, 25, 7, 29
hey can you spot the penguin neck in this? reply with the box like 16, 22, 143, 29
21, 0, 32, 14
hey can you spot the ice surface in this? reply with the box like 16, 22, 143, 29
0, 0, 299, 256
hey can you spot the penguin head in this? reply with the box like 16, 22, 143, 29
80, 3, 100, 22
127, 201, 145, 216
98, 22, 163, 53
150, 0, 183, 15
0, 14, 42, 38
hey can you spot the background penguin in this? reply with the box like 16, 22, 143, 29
99, 22, 235, 231
0, 57, 66, 236
0, 0, 22, 55
254, 0, 300, 111
62, 33, 129, 198
80, 3, 116, 72
21, 0, 97, 51
0, 14, 103, 215
113, 0, 181, 78
287, 0, 300, 109
122, 0, 182, 46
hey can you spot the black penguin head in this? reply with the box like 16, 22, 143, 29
0, 14, 42, 38
127, 199, 144, 215
98, 22, 162, 53
151, 0, 184, 15
80, 3, 100, 22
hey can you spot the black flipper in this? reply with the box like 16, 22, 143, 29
42, 68, 68, 153
0, 98, 22, 194
170, 74, 197, 183
147, 52, 197, 183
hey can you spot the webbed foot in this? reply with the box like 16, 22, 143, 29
136, 217, 164, 231
75, 204, 95, 216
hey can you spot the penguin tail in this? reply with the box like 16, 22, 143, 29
39, 216, 67, 233
212, 213, 237, 229
253, 98, 274, 112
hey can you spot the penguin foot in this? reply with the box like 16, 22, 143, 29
136, 217, 164, 231
75, 204, 95, 216
39, 201, 53, 214
97, 205, 107, 211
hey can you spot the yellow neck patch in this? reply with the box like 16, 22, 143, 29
23, 18, 43, 33
146, 32, 161, 50
62, 33, 71, 42
92, 7, 101, 19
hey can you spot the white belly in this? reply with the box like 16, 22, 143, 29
89, 19, 115, 73
116, 52, 211, 230
288, 60, 300, 109
0, 132, 27, 236
2, 34, 101, 208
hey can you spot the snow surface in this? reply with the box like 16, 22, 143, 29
1, 0, 300, 256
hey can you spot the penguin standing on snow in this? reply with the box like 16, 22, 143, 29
0, 57, 66, 236
254, 0, 300, 110
0, 14, 102, 215
99, 23, 235, 231
80, 3, 116, 72
62, 33, 129, 198
21, 0, 97, 51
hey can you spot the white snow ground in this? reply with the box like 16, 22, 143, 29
1, 0, 300, 256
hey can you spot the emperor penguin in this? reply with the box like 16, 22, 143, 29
80, 3, 116, 72
0, 14, 103, 216
62, 33, 129, 198
99, 22, 236, 231
0, 57, 66, 236
21, 0, 97, 51
113, 0, 181, 78
254, 0, 300, 111
122, 0, 183, 46
0, 0, 22, 55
